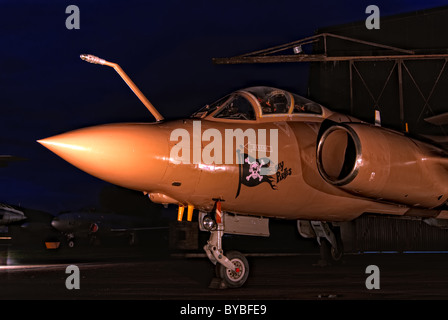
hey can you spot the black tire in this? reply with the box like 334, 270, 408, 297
68, 239, 75, 248
320, 237, 343, 264
217, 251, 249, 288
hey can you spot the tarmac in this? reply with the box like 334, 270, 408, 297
1, 246, 448, 301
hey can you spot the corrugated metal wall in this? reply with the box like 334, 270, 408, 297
308, 7, 448, 253
347, 215, 448, 252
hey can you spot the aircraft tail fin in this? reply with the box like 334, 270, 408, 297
421, 134, 448, 144
424, 112, 448, 126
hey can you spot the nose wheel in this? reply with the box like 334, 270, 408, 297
203, 200, 250, 289
215, 251, 249, 288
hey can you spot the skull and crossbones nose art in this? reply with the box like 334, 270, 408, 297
245, 157, 266, 182
235, 153, 277, 198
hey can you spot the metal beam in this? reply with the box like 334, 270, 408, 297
213, 53, 448, 65
212, 32, 448, 137
397, 60, 404, 130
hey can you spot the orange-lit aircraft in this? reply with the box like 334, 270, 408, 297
38, 55, 448, 288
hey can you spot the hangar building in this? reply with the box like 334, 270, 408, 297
214, 5, 448, 252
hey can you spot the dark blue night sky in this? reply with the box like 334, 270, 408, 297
0, 0, 446, 213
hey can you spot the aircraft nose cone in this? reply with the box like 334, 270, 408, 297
38, 123, 169, 192
51, 217, 60, 230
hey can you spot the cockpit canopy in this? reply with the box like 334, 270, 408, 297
191, 86, 324, 121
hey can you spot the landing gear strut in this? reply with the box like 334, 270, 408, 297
203, 200, 249, 289
298, 220, 344, 265
66, 233, 76, 248
312, 221, 344, 265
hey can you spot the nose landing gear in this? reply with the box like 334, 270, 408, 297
203, 200, 250, 289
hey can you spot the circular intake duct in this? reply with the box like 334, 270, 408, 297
317, 124, 362, 186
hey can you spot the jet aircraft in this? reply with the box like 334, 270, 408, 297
0, 155, 25, 168
0, 156, 27, 227
38, 55, 448, 288
0, 203, 26, 228
51, 211, 168, 247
